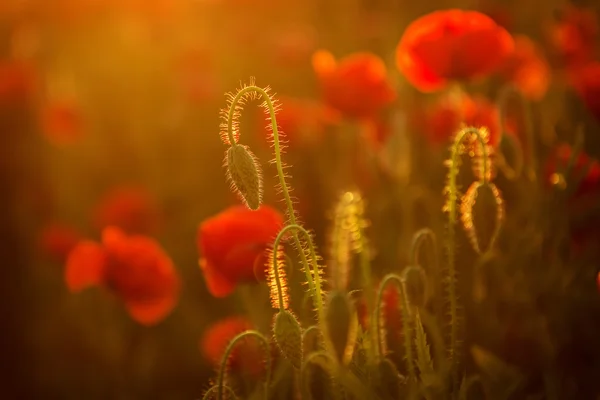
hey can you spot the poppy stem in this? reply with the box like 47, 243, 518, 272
444, 126, 491, 390
217, 330, 271, 400
375, 273, 416, 385
225, 83, 325, 321
496, 84, 532, 180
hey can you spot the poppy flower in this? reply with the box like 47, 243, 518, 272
39, 222, 82, 264
200, 316, 264, 376
93, 186, 161, 235
499, 35, 551, 101
0, 60, 36, 104
65, 226, 180, 326
570, 62, 600, 122
396, 9, 514, 92
197, 205, 284, 298
312, 50, 396, 120
547, 5, 598, 69
412, 91, 501, 147
256, 96, 340, 148
39, 98, 84, 146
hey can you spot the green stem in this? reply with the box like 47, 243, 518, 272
374, 273, 415, 383
226, 85, 323, 321
409, 228, 437, 271
445, 127, 490, 388
496, 84, 535, 181
203, 385, 237, 400
217, 330, 270, 400
274, 224, 324, 319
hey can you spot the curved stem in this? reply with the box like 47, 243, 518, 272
217, 330, 271, 400
374, 273, 415, 383
227, 85, 323, 321
274, 224, 324, 319
203, 385, 237, 400
409, 228, 438, 270
444, 127, 490, 388
497, 84, 536, 180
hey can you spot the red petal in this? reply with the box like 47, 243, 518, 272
199, 258, 237, 298
65, 241, 106, 292
124, 294, 178, 326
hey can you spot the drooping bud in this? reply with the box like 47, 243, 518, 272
225, 144, 263, 210
460, 181, 505, 254
323, 291, 358, 365
273, 310, 302, 369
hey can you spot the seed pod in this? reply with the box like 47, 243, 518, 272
324, 291, 358, 365
460, 181, 504, 254
402, 265, 428, 308
225, 144, 262, 210
273, 310, 302, 369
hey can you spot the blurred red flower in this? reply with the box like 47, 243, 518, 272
312, 50, 396, 120
412, 91, 501, 147
198, 205, 284, 298
93, 186, 161, 235
0, 60, 36, 104
257, 96, 340, 148
39, 222, 82, 264
570, 62, 600, 122
65, 226, 181, 326
396, 9, 514, 92
40, 98, 84, 146
355, 283, 402, 340
547, 5, 598, 69
500, 35, 551, 101
200, 316, 264, 375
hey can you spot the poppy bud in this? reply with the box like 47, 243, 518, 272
226, 144, 262, 210
324, 291, 358, 365
273, 310, 303, 369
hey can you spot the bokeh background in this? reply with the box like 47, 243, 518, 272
1, 0, 600, 398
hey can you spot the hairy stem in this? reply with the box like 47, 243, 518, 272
226, 84, 324, 320
217, 330, 270, 400
444, 127, 490, 388
375, 273, 416, 383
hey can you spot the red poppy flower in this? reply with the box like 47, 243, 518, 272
200, 316, 264, 375
65, 226, 181, 326
396, 9, 514, 92
500, 35, 551, 101
257, 96, 340, 147
40, 98, 84, 146
198, 205, 284, 298
312, 50, 396, 119
93, 186, 161, 235
0, 60, 36, 104
547, 5, 598, 69
570, 62, 600, 122
39, 222, 82, 264
413, 91, 501, 147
